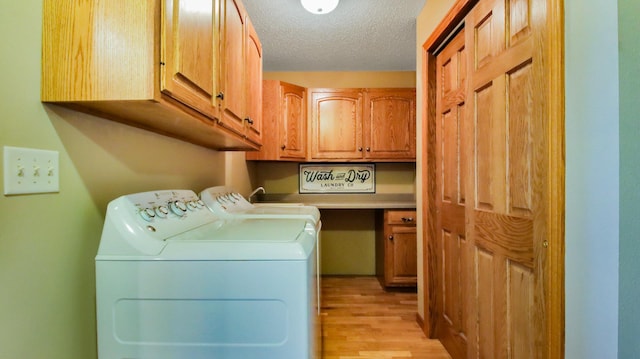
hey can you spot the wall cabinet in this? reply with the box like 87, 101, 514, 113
41, 0, 260, 150
246, 81, 306, 161
309, 88, 416, 162
243, 16, 263, 146
364, 89, 416, 160
217, 0, 262, 145
309, 89, 364, 160
376, 209, 418, 287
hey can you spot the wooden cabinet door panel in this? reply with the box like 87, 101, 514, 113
244, 17, 262, 145
280, 83, 307, 159
218, 0, 245, 136
310, 89, 363, 160
364, 89, 416, 160
162, 0, 217, 119
386, 226, 417, 285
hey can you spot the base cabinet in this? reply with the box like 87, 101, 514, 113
376, 209, 418, 287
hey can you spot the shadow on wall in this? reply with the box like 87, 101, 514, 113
45, 104, 226, 215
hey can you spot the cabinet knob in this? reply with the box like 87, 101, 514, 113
401, 217, 414, 222
358, 147, 363, 152
366, 147, 370, 152
281, 144, 286, 150
216, 92, 224, 100
388, 235, 394, 241
244, 117, 254, 125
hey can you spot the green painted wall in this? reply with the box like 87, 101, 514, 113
0, 1, 250, 358
254, 162, 416, 275
618, 0, 640, 356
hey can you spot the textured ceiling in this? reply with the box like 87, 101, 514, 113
242, 0, 426, 72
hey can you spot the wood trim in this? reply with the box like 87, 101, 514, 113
416, 312, 425, 329
546, 0, 566, 357
422, 0, 477, 52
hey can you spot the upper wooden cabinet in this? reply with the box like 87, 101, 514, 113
162, 0, 219, 120
41, 0, 260, 151
310, 89, 364, 160
244, 17, 263, 146
364, 89, 416, 160
247, 80, 306, 161
309, 88, 416, 162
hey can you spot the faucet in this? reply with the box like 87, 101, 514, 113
248, 186, 265, 203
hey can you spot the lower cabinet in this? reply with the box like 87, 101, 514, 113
376, 209, 418, 287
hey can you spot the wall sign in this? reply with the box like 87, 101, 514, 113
299, 164, 375, 193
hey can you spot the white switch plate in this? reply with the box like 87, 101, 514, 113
3, 146, 60, 195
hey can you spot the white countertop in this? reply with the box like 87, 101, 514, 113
256, 193, 416, 209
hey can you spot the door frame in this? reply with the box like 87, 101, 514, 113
419, 0, 565, 357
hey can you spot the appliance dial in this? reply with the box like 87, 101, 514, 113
170, 201, 187, 216
155, 205, 169, 218
186, 201, 197, 211
139, 208, 156, 222
196, 200, 205, 208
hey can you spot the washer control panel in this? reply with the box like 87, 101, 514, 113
112, 190, 216, 240
200, 186, 254, 216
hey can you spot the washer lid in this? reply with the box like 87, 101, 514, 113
242, 205, 321, 224
157, 217, 316, 261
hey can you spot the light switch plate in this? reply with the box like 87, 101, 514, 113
3, 146, 60, 195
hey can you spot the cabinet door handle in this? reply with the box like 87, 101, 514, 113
401, 217, 414, 222
244, 117, 254, 125
388, 235, 394, 241
281, 144, 286, 150
216, 92, 224, 100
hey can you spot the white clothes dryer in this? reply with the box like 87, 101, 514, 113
199, 186, 321, 226
95, 190, 320, 359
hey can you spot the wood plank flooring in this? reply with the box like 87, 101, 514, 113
321, 276, 452, 359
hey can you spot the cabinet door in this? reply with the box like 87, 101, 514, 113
161, 0, 218, 119
280, 82, 307, 159
310, 89, 363, 160
218, 0, 246, 136
364, 89, 416, 160
385, 225, 418, 286
244, 17, 262, 145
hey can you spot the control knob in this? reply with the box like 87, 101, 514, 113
170, 200, 187, 216
155, 205, 169, 218
139, 208, 156, 222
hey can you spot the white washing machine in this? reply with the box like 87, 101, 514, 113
95, 190, 320, 359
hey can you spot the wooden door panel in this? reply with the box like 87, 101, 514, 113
219, 0, 245, 135
391, 228, 418, 278
465, 0, 544, 358
508, 61, 534, 216
365, 92, 416, 159
162, 0, 217, 118
281, 84, 306, 158
310, 90, 363, 159
176, 0, 214, 94
244, 17, 262, 145
434, 28, 467, 359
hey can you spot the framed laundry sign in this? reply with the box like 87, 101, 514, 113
299, 164, 375, 193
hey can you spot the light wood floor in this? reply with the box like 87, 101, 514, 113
321, 276, 451, 359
